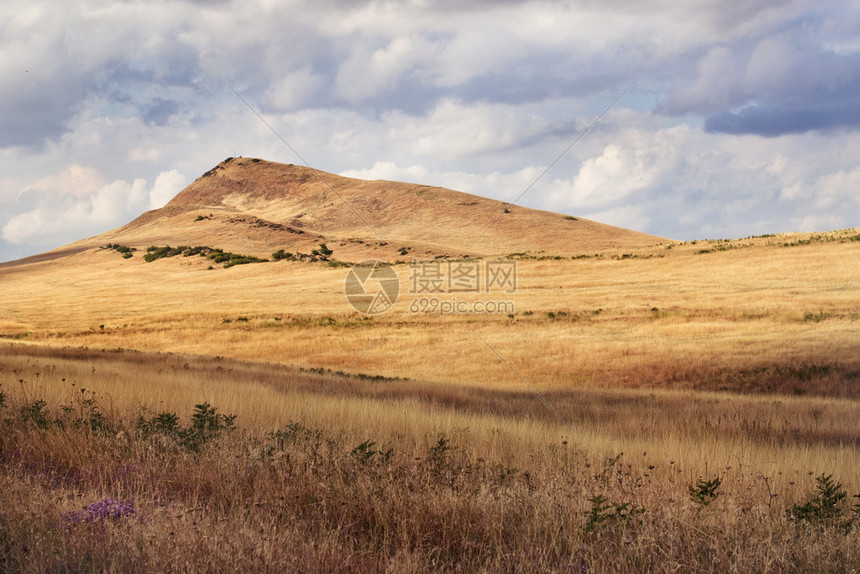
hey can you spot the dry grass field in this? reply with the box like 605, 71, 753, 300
0, 159, 858, 571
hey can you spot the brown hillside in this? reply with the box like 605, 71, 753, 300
66, 157, 667, 260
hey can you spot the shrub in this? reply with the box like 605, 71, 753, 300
144, 245, 182, 262
143, 245, 266, 268
20, 399, 49, 428
791, 474, 847, 522
137, 402, 236, 453
690, 476, 722, 507
351, 440, 393, 464
272, 249, 294, 261
427, 434, 454, 475
77, 396, 110, 433
184, 246, 211, 257
103, 244, 134, 257
207, 249, 266, 268
223, 255, 267, 269
584, 495, 645, 533
185, 403, 236, 449
310, 243, 333, 261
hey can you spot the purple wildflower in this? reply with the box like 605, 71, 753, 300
61, 497, 136, 526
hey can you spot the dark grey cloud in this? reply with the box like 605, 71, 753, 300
0, 72, 93, 148
705, 102, 860, 137
143, 98, 181, 126
660, 14, 860, 137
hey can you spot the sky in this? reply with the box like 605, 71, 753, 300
2, 0, 860, 262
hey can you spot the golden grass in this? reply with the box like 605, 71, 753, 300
2, 232, 857, 397
1, 345, 858, 571
1, 226, 858, 571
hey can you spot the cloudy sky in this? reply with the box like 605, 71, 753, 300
2, 0, 859, 261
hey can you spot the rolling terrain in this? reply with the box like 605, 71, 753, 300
0, 158, 858, 572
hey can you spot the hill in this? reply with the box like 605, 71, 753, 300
63, 157, 666, 261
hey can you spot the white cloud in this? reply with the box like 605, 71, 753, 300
582, 204, 652, 234
797, 214, 846, 233
265, 67, 326, 111
335, 36, 434, 102
148, 169, 187, 210
340, 161, 429, 183
396, 99, 560, 159
1, 165, 185, 247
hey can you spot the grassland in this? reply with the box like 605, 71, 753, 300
0, 345, 858, 572
0, 187, 858, 571
2, 229, 858, 396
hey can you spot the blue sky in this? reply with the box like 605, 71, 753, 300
2, 0, 859, 261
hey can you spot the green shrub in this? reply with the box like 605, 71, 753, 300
310, 243, 333, 261
78, 397, 110, 433
103, 244, 134, 257
791, 474, 847, 522
143, 245, 266, 268
272, 249, 294, 261
144, 245, 180, 262
206, 249, 266, 268
137, 402, 236, 453
223, 255, 267, 268
351, 439, 393, 464
184, 403, 236, 451
427, 434, 454, 475
690, 476, 722, 507
584, 495, 645, 533
20, 399, 49, 428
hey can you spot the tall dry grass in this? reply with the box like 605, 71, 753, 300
1, 346, 858, 572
